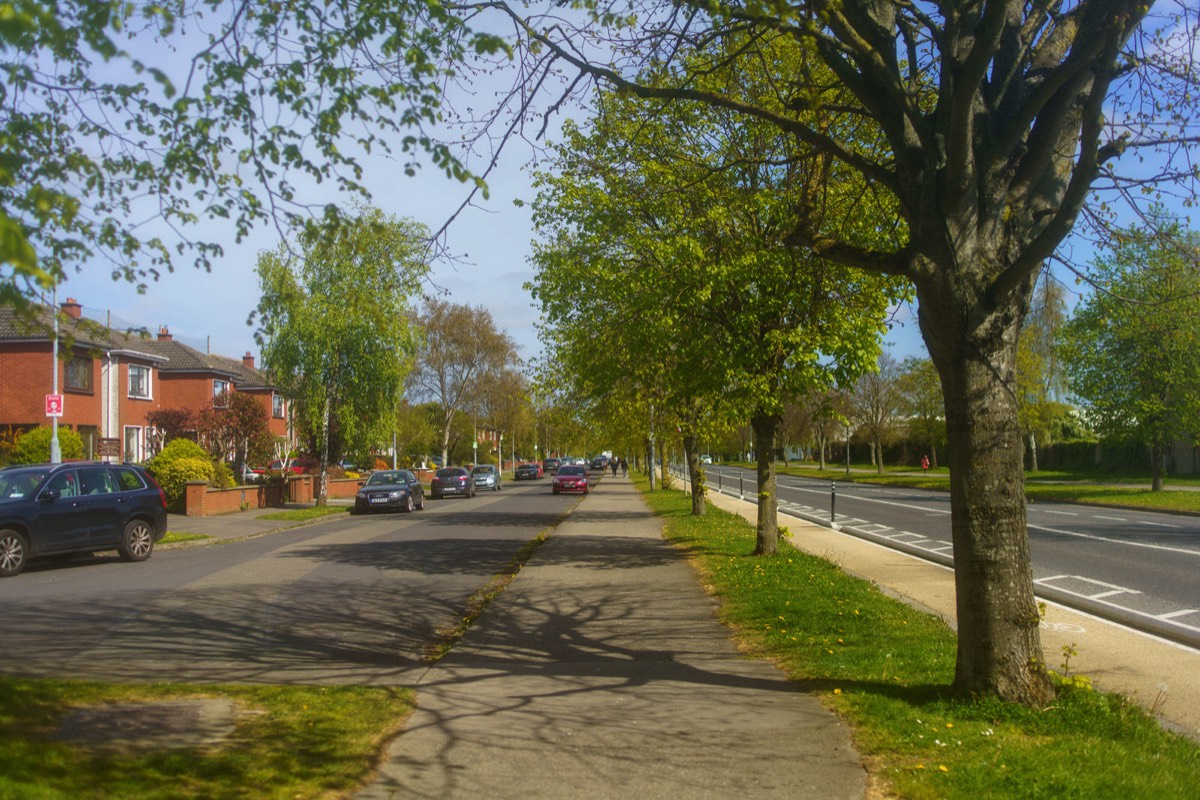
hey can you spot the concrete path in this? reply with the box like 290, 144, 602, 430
358, 476, 866, 799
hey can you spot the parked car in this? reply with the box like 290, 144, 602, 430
542, 457, 562, 474
590, 455, 609, 470
552, 464, 590, 495
268, 456, 316, 474
430, 467, 476, 499
0, 462, 168, 578
700, 454, 713, 465
471, 464, 502, 491
514, 462, 543, 480
352, 469, 424, 514
237, 463, 265, 483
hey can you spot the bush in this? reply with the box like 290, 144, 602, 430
152, 438, 210, 462
147, 457, 215, 512
146, 439, 225, 510
10, 426, 84, 464
211, 460, 236, 490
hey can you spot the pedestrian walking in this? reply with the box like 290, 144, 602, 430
611, 457, 619, 477
921, 454, 930, 473
620, 457, 628, 477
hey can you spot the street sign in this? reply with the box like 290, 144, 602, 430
45, 394, 64, 417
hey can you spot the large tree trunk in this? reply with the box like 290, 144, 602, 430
751, 411, 780, 556
923, 285, 1053, 704
682, 433, 706, 516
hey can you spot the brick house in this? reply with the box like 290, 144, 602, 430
0, 298, 289, 463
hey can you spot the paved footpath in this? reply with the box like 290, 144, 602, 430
358, 475, 866, 799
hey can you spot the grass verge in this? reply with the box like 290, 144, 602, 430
160, 532, 212, 545
0, 678, 413, 799
259, 506, 349, 522
763, 463, 1200, 514
637, 476, 1200, 799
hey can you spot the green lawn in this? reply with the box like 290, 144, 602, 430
0, 679, 413, 799
639, 477, 1200, 799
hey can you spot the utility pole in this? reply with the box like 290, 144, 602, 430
50, 288, 62, 464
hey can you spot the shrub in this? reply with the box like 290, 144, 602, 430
146, 439, 224, 510
10, 426, 84, 464
148, 457, 215, 512
151, 438, 210, 462
211, 460, 236, 490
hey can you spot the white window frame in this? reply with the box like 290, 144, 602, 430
272, 393, 286, 419
213, 379, 231, 407
123, 426, 144, 463
128, 364, 152, 399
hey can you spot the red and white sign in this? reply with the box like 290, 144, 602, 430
45, 394, 64, 417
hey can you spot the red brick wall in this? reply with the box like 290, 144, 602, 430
155, 374, 218, 417
0, 342, 103, 428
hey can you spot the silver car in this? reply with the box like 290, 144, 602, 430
471, 464, 502, 491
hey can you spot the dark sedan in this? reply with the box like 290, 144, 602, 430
352, 470, 425, 514
0, 462, 168, 578
430, 467, 476, 499
514, 462, 543, 480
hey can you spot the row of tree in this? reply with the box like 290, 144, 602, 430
6, 0, 1197, 710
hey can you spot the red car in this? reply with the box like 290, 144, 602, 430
552, 464, 590, 495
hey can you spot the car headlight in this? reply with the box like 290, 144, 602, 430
390, 491, 403, 500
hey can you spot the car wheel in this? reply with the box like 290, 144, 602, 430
118, 519, 155, 562
0, 529, 28, 578
416, 494, 425, 510
404, 494, 414, 512
553, 488, 560, 495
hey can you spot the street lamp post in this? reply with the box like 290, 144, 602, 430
50, 289, 61, 464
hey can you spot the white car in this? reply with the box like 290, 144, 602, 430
700, 454, 713, 464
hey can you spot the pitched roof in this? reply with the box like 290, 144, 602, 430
0, 304, 165, 362
141, 339, 274, 390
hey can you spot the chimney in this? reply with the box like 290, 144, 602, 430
61, 297, 82, 319
157, 326, 173, 342
243, 352, 255, 369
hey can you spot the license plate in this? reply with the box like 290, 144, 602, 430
370, 497, 388, 504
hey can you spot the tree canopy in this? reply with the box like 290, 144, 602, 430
1062, 218, 1200, 490
255, 206, 428, 502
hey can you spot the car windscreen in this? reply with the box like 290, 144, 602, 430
557, 466, 586, 476
367, 472, 406, 485
435, 468, 462, 478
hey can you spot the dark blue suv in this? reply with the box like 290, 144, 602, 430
0, 462, 168, 578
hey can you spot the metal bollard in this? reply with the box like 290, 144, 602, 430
739, 475, 744, 501
831, 481, 837, 524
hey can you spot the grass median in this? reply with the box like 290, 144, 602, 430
758, 462, 1200, 515
638, 476, 1200, 799
0, 679, 413, 799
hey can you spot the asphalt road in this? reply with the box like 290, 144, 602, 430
703, 464, 1200, 647
0, 477, 584, 685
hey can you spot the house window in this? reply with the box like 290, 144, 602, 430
272, 393, 285, 419
65, 356, 93, 392
128, 364, 151, 399
213, 379, 231, 407
123, 426, 143, 463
